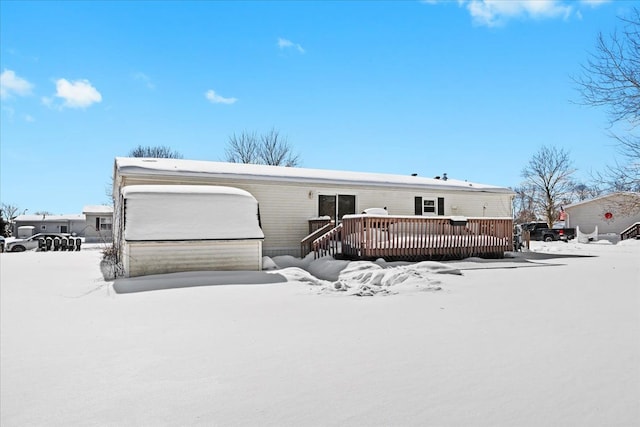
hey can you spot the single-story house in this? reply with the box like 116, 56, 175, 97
83, 205, 114, 243
113, 157, 515, 261
11, 205, 114, 242
564, 192, 640, 239
12, 213, 85, 236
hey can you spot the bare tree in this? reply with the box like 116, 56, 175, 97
512, 184, 537, 224
572, 182, 602, 202
225, 129, 300, 166
225, 131, 259, 164
1, 203, 20, 222
521, 146, 576, 228
258, 129, 300, 167
128, 145, 183, 159
574, 7, 640, 209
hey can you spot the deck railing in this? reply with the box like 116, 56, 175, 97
311, 223, 343, 258
301, 221, 336, 258
620, 222, 640, 240
339, 215, 513, 261
308, 217, 333, 234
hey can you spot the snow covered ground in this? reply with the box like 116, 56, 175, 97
1, 240, 638, 426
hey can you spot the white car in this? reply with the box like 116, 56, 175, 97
5, 233, 72, 252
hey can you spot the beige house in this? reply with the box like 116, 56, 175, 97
113, 158, 515, 259
83, 205, 114, 243
12, 206, 114, 242
564, 192, 640, 238
12, 213, 85, 236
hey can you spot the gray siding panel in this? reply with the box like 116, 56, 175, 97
125, 240, 262, 277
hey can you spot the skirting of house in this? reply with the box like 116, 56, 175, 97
123, 240, 263, 277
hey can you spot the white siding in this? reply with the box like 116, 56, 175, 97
566, 194, 640, 235
117, 175, 513, 257
124, 240, 262, 277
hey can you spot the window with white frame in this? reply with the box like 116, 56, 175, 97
423, 199, 435, 214
96, 216, 112, 231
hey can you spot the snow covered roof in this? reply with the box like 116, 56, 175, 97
564, 192, 639, 210
82, 205, 113, 214
122, 185, 264, 241
121, 184, 255, 199
115, 157, 514, 194
14, 214, 85, 222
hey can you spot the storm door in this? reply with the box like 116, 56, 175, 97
319, 194, 356, 221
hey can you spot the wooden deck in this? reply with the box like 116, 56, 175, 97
620, 222, 640, 240
307, 215, 513, 261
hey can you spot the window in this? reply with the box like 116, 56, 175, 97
423, 199, 435, 214
97, 216, 112, 231
415, 196, 445, 216
319, 194, 356, 221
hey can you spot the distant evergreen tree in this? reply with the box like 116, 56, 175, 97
0, 209, 8, 237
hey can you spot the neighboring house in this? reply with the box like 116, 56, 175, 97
83, 205, 114, 243
12, 214, 85, 237
564, 192, 640, 237
113, 157, 515, 259
11, 206, 114, 242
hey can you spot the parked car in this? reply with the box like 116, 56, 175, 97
521, 222, 576, 242
0, 236, 5, 252
5, 233, 72, 252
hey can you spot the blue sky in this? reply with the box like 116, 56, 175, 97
1, 0, 636, 214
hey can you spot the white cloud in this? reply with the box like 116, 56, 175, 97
0, 69, 34, 99
277, 37, 305, 54
133, 72, 155, 90
53, 78, 102, 109
425, 0, 609, 27
466, 0, 572, 26
205, 89, 237, 105
580, 0, 610, 6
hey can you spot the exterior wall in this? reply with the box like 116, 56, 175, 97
116, 174, 513, 258
84, 213, 114, 243
565, 194, 640, 235
123, 240, 263, 277
13, 219, 85, 236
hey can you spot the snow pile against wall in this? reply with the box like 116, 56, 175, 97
122, 185, 264, 241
